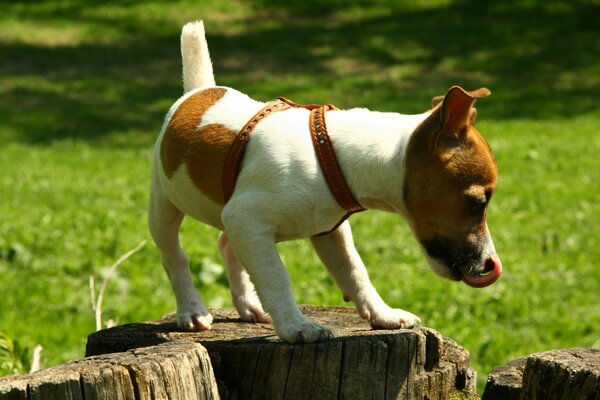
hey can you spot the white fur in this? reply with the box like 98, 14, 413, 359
181, 21, 215, 92
149, 21, 498, 343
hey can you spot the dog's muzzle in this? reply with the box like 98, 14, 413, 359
421, 237, 502, 288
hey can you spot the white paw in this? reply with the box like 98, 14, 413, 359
177, 309, 213, 331
365, 306, 421, 330
276, 320, 333, 344
232, 292, 270, 323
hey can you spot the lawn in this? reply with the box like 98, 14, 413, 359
1, 0, 599, 391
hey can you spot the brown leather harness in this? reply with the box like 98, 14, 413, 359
223, 97, 366, 235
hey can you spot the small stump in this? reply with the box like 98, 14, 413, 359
482, 348, 600, 400
0, 341, 218, 400
87, 306, 476, 399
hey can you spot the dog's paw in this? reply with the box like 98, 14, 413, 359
277, 321, 333, 344
177, 310, 213, 331
365, 306, 421, 330
233, 293, 270, 323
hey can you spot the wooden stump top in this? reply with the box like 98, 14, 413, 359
85, 306, 477, 400
87, 306, 422, 355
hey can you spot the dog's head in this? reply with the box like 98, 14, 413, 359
403, 86, 502, 287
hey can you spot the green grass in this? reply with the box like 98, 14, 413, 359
1, 0, 599, 392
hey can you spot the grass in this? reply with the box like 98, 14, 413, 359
1, 0, 599, 392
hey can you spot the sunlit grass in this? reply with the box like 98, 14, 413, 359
1, 0, 598, 391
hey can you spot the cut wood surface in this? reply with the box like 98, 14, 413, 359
86, 306, 477, 399
0, 341, 218, 400
482, 348, 600, 400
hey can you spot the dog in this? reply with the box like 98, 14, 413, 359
148, 21, 502, 344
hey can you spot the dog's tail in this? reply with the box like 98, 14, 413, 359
181, 21, 216, 93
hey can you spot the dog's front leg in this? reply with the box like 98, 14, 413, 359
223, 218, 332, 343
311, 221, 421, 329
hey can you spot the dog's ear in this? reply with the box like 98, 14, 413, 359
441, 86, 490, 134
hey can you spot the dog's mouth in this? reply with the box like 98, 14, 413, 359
461, 255, 502, 288
421, 238, 502, 288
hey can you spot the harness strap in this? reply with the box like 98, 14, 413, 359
308, 105, 365, 214
222, 99, 291, 202
222, 97, 366, 231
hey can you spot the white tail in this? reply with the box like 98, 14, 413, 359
181, 21, 216, 93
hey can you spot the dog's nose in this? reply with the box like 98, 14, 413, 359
483, 255, 497, 273
462, 254, 502, 288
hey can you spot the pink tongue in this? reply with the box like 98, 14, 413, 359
462, 255, 502, 288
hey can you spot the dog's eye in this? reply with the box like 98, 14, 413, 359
467, 195, 488, 214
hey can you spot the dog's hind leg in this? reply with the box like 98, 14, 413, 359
311, 221, 421, 329
148, 169, 212, 331
218, 232, 270, 323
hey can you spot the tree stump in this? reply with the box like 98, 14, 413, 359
481, 357, 527, 400
0, 341, 218, 400
86, 306, 477, 399
482, 348, 600, 400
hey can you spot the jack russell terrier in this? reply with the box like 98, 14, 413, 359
148, 21, 502, 343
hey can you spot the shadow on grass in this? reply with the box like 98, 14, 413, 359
1, 0, 597, 146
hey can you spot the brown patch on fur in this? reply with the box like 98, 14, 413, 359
161, 87, 235, 204
403, 96, 497, 247
185, 123, 236, 204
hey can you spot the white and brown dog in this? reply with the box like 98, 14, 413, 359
148, 21, 502, 343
